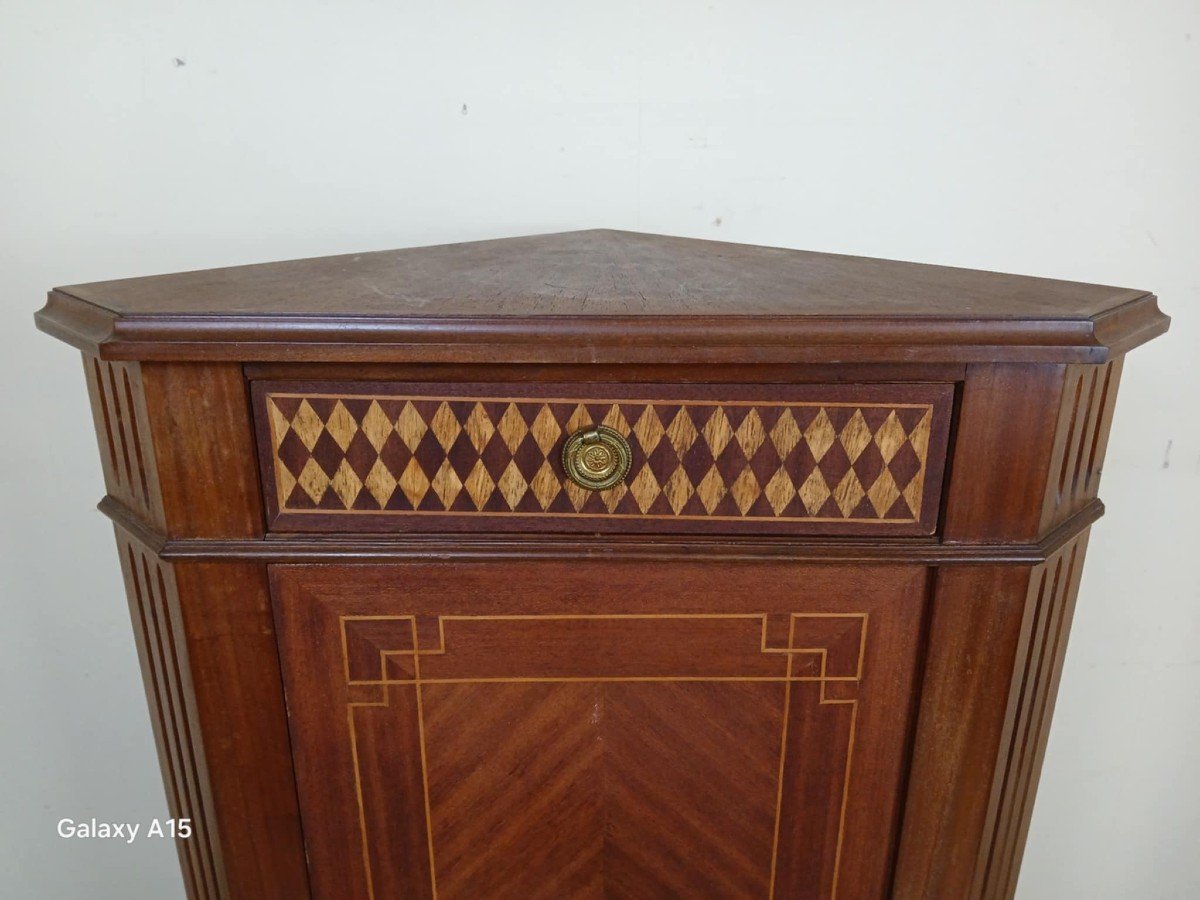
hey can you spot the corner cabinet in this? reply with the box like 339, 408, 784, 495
36, 230, 1167, 899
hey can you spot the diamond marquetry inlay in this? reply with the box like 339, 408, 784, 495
261, 389, 945, 527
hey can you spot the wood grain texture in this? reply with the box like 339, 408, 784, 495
115, 532, 224, 899
254, 381, 952, 536
112, 534, 312, 899
35, 230, 1169, 363
83, 357, 309, 898
139, 362, 263, 539
891, 565, 1034, 898
48, 230, 1154, 319
972, 533, 1090, 899
242, 361, 971, 385
891, 534, 1092, 899
423, 679, 784, 898
273, 561, 929, 900
942, 364, 1068, 542
943, 361, 1126, 543
1039, 360, 1124, 531
84, 355, 165, 529
171, 562, 310, 899
105, 495, 1103, 567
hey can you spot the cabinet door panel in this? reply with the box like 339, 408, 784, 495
272, 562, 928, 899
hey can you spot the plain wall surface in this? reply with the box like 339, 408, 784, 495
2, 1, 1197, 896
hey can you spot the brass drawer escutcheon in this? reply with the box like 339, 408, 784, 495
562, 426, 632, 491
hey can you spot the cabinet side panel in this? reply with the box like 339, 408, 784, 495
173, 563, 311, 899
140, 362, 263, 538
83, 358, 308, 897
942, 365, 1067, 542
84, 355, 165, 528
1038, 359, 1124, 531
973, 532, 1091, 899
891, 565, 1033, 898
115, 531, 224, 899
894, 535, 1094, 900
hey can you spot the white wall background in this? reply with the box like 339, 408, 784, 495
2, 1, 1197, 897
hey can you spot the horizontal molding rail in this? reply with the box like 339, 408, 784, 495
99, 495, 1104, 567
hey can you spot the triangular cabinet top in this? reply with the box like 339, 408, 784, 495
35, 229, 1167, 364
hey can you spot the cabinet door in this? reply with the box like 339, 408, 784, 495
272, 561, 928, 899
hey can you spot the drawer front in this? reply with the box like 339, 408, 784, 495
253, 381, 953, 535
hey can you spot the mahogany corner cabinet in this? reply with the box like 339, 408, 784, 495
36, 230, 1168, 899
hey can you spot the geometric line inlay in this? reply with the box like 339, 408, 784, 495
339, 612, 869, 900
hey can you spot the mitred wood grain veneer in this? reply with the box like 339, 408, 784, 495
37, 230, 1167, 899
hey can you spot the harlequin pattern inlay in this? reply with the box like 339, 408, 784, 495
262, 391, 941, 524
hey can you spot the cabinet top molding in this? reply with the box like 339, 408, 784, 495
35, 229, 1168, 364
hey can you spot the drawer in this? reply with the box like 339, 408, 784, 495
252, 381, 954, 536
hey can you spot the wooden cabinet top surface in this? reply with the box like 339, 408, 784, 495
36, 229, 1167, 365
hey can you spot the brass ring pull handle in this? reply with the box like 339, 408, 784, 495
562, 425, 632, 491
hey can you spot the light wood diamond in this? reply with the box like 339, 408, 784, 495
730, 468, 760, 515
696, 467, 728, 514
735, 409, 766, 458
764, 467, 796, 516
463, 403, 495, 453
330, 459, 362, 507
907, 409, 933, 460
496, 461, 528, 509
529, 461, 562, 510
291, 400, 325, 452
396, 401, 428, 452
364, 458, 398, 507
799, 468, 831, 515
325, 401, 358, 452
703, 407, 734, 457
662, 466, 695, 514
275, 464, 297, 507
530, 405, 561, 456
804, 409, 837, 462
361, 401, 395, 452
840, 409, 874, 462
633, 406, 665, 451
566, 403, 593, 435
601, 404, 632, 437
873, 410, 908, 463
867, 468, 901, 516
601, 481, 628, 513
463, 460, 495, 509
496, 404, 528, 454
903, 472, 925, 518
770, 409, 802, 458
628, 465, 661, 514
430, 402, 461, 452
430, 459, 463, 508
665, 409, 699, 456
268, 400, 292, 451
397, 457, 431, 507
297, 457, 329, 503
833, 470, 866, 517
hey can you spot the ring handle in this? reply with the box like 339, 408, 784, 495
562, 426, 632, 491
